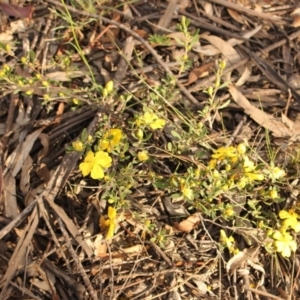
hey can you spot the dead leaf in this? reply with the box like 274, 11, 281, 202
0, 2, 33, 19
229, 85, 295, 138
194, 26, 261, 57
55, 102, 64, 125
36, 163, 50, 183
20, 155, 33, 195
177, 0, 191, 10
291, 8, 300, 28
93, 234, 107, 257
3, 172, 17, 218
203, 2, 213, 14
45, 71, 86, 81
227, 247, 260, 275
121, 244, 144, 254
175, 213, 201, 233
184, 61, 216, 86
192, 279, 208, 296
6, 127, 45, 177
0, 19, 27, 42
235, 62, 252, 87
37, 133, 50, 160
122, 3, 133, 18
201, 35, 244, 74
228, 8, 245, 24
133, 29, 149, 39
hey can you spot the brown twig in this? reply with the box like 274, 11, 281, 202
57, 218, 98, 300
245, 287, 285, 300
208, 0, 285, 23
0, 199, 36, 240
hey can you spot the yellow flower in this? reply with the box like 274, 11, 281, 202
3, 64, 10, 72
208, 159, 217, 169
220, 229, 237, 254
219, 60, 226, 69
207, 86, 213, 96
270, 189, 278, 199
272, 230, 297, 257
243, 156, 255, 172
237, 143, 247, 155
138, 150, 149, 161
72, 98, 81, 105
105, 80, 114, 94
136, 129, 144, 140
182, 186, 194, 200
211, 146, 237, 161
72, 140, 84, 152
143, 111, 165, 130
102, 88, 108, 97
245, 173, 264, 181
21, 57, 27, 64
237, 177, 247, 189
225, 164, 231, 171
224, 207, 235, 217
135, 118, 143, 127
194, 168, 201, 178
43, 94, 50, 101
212, 169, 220, 178
42, 80, 49, 87
222, 184, 229, 191
99, 206, 117, 239
87, 135, 93, 143
279, 210, 300, 232
268, 166, 286, 181
79, 150, 112, 179
99, 129, 122, 153
106, 206, 116, 239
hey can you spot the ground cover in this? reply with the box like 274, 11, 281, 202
0, 0, 300, 299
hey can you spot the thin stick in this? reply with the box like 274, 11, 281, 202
57, 218, 98, 300
0, 200, 36, 240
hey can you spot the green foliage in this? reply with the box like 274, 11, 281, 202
148, 34, 171, 46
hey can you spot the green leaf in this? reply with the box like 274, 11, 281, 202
80, 128, 87, 141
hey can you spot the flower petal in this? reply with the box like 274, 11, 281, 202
99, 139, 109, 151
79, 162, 93, 176
84, 151, 95, 162
294, 222, 300, 233
108, 206, 116, 220
144, 112, 155, 124
95, 151, 112, 168
150, 118, 165, 130
281, 245, 291, 257
279, 210, 290, 219
90, 164, 104, 179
